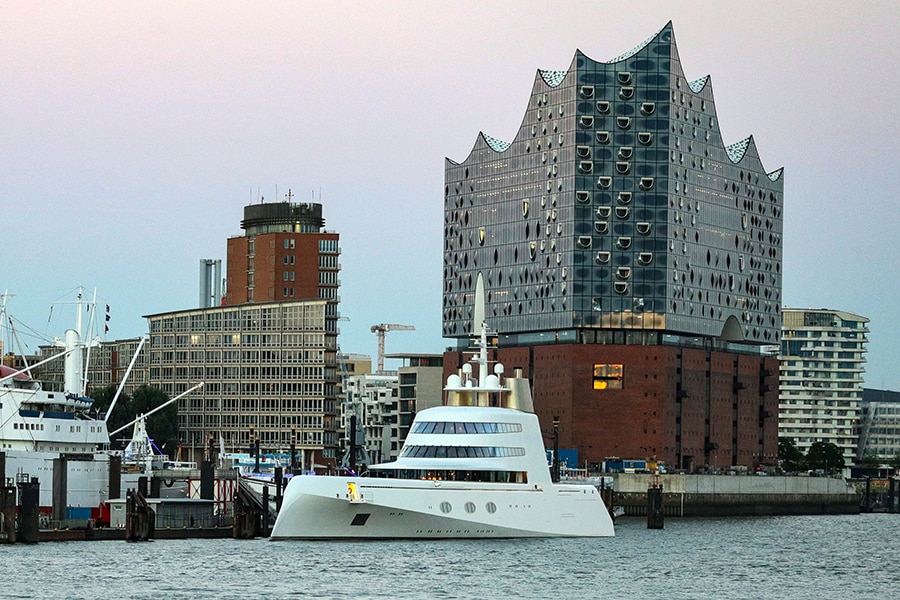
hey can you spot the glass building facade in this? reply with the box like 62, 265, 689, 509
443, 23, 784, 348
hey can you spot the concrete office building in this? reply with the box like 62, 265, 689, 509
779, 308, 869, 468
37, 337, 150, 400
443, 22, 783, 471
145, 299, 339, 464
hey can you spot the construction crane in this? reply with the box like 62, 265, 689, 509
370, 323, 415, 372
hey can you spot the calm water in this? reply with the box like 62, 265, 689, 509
2, 514, 898, 599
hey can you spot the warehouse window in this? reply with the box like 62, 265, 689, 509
593, 364, 623, 390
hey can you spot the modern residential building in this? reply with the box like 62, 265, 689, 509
442, 22, 783, 471
340, 354, 444, 466
858, 388, 900, 462
343, 371, 398, 466
779, 308, 869, 469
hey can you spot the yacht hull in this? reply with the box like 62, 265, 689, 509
270, 475, 615, 539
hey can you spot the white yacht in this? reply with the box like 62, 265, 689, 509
271, 281, 615, 538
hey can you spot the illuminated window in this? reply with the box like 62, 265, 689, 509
593, 364, 623, 390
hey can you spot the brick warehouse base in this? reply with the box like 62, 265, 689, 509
444, 342, 779, 471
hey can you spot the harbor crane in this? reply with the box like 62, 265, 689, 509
370, 323, 415, 371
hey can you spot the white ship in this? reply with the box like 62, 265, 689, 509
0, 290, 116, 518
1, 290, 201, 521
270, 276, 615, 539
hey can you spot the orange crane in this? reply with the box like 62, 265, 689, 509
370, 323, 415, 371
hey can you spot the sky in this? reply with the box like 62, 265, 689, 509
2, 1, 899, 388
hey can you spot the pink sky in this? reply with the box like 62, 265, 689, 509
2, 1, 899, 388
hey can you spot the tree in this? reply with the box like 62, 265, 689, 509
778, 437, 806, 473
89, 384, 178, 455
861, 451, 882, 469
806, 441, 844, 475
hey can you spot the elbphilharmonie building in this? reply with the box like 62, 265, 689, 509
443, 23, 783, 471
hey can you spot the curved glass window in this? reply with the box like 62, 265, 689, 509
411, 421, 523, 434
399, 445, 527, 458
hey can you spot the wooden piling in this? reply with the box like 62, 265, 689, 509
647, 476, 664, 529
17, 477, 41, 543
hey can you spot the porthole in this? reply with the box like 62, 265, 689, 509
579, 115, 594, 128
580, 85, 595, 99
486, 502, 497, 514
596, 176, 612, 190
596, 131, 611, 144
641, 102, 655, 115
465, 502, 476, 514
440, 501, 452, 514
617, 192, 632, 205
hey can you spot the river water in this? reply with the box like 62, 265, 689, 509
2, 513, 898, 599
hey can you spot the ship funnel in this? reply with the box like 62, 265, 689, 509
502, 369, 534, 412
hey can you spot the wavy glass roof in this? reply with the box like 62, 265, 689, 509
688, 75, 709, 93
539, 69, 567, 87
726, 137, 752, 162
482, 133, 511, 152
